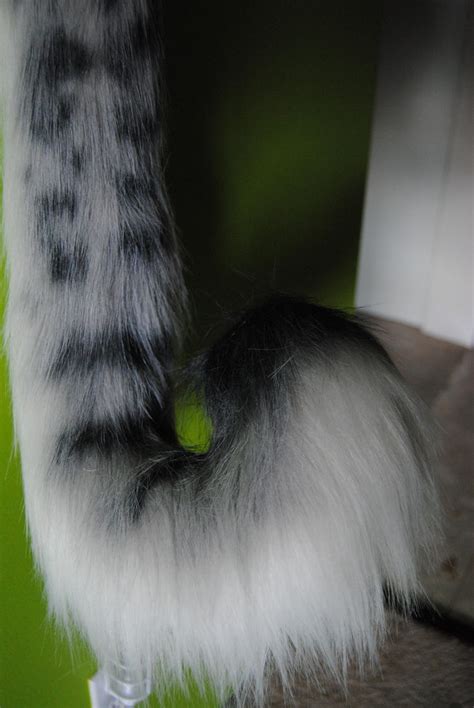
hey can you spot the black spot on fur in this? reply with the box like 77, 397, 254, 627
34, 188, 87, 282
103, 17, 158, 81
117, 174, 157, 204
49, 242, 88, 283
101, 0, 120, 13
22, 32, 89, 142
119, 223, 169, 261
39, 190, 77, 222
72, 149, 83, 175
44, 30, 93, 84
57, 97, 74, 128
115, 107, 158, 145
114, 103, 159, 173
27, 90, 76, 143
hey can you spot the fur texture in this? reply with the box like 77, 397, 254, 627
1, 1, 440, 703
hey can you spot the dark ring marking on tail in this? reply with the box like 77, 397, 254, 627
47, 329, 172, 381
55, 414, 150, 462
54, 392, 178, 464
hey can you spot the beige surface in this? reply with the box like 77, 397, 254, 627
267, 614, 474, 707
375, 319, 474, 626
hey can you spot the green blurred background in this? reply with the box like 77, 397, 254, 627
0, 2, 381, 706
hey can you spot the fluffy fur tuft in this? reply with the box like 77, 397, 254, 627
1, 1, 440, 703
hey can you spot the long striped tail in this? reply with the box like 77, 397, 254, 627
1, 1, 440, 703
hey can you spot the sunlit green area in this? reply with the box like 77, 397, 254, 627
0, 2, 380, 705
176, 394, 212, 453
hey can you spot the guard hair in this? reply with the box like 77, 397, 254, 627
1, 1, 441, 704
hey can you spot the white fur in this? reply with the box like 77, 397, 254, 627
16, 351, 440, 703
1, 2, 441, 704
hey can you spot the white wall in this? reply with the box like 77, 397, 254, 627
356, 0, 473, 347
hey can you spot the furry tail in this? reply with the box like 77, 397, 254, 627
1, 1, 440, 703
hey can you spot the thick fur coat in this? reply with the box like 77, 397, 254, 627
0, 1, 440, 703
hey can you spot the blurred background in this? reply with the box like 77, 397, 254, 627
0, 1, 472, 706
162, 0, 380, 350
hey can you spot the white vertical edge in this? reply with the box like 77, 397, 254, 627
355, 0, 471, 346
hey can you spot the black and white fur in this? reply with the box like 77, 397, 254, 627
0, 1, 440, 703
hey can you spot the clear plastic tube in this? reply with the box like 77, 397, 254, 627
89, 662, 152, 708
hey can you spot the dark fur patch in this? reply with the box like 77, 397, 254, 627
55, 391, 177, 463
57, 97, 74, 128
196, 296, 389, 442
72, 149, 83, 175
116, 174, 158, 207
49, 242, 88, 283
48, 328, 171, 381
115, 107, 158, 145
38, 190, 77, 223
27, 91, 76, 143
44, 30, 93, 84
103, 17, 158, 82
22, 30, 89, 142
55, 414, 147, 461
119, 223, 171, 261
101, 0, 120, 13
